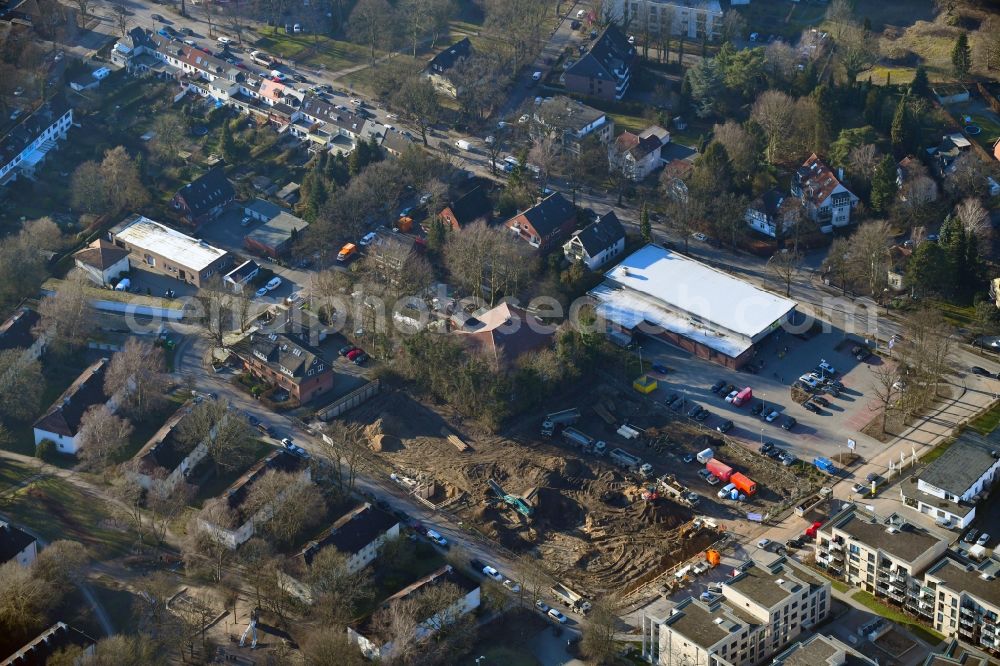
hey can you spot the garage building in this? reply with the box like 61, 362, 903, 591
590, 244, 796, 369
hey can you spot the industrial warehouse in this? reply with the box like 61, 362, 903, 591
590, 244, 798, 369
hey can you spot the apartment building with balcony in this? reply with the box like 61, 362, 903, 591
617, 0, 723, 40
642, 558, 830, 666
924, 556, 1000, 657
564, 25, 635, 101
814, 505, 948, 621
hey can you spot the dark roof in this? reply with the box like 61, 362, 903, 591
517, 192, 576, 237
224, 259, 260, 284
124, 26, 157, 50
224, 449, 305, 515
572, 211, 624, 256
428, 37, 472, 73
245, 212, 308, 251
174, 166, 235, 217
300, 503, 398, 565
749, 188, 786, 220
927, 556, 1000, 610
922, 639, 992, 666
4, 622, 95, 666
33, 358, 110, 439
232, 332, 329, 386
443, 186, 493, 228
133, 402, 198, 476
0, 97, 71, 171
381, 129, 414, 155
0, 521, 35, 564
920, 428, 1000, 497
73, 239, 130, 271
353, 565, 479, 637
0, 307, 40, 352
566, 24, 634, 83
832, 509, 943, 564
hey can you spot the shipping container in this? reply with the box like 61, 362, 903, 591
705, 458, 733, 483
732, 387, 753, 407
730, 472, 756, 495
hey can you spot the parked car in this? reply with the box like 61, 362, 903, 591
470, 558, 486, 571
852, 483, 866, 494
782, 416, 797, 431
339, 345, 358, 357
482, 566, 503, 581
426, 529, 448, 547
757, 538, 771, 549
360, 231, 377, 246
710, 380, 725, 393
664, 393, 680, 406
697, 469, 713, 482
352, 352, 369, 365
687, 405, 702, 419
503, 579, 520, 593
971, 366, 992, 377
548, 608, 567, 624
964, 528, 980, 544
346, 348, 365, 361
265, 276, 282, 291
804, 401, 820, 413
652, 362, 669, 374
240, 215, 252, 226
765, 410, 780, 423
151, 12, 164, 21
717, 420, 734, 433
695, 409, 710, 422
979, 533, 991, 547
535, 599, 550, 613
751, 402, 765, 416
255, 286, 268, 298
759, 441, 774, 455
682, 453, 695, 464
724, 390, 739, 403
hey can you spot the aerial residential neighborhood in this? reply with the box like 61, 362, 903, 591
2, 0, 1000, 664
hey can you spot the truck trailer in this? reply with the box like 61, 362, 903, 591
562, 427, 593, 449
541, 408, 581, 436
696, 448, 714, 464
705, 458, 734, 483
730, 472, 757, 496
609, 447, 643, 471
551, 583, 591, 613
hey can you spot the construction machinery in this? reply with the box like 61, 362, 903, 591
488, 478, 533, 517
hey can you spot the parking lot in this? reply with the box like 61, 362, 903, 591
637, 326, 889, 466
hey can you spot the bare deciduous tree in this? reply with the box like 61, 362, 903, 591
581, 597, 619, 664
847, 144, 880, 182
849, 220, 893, 297
176, 398, 255, 476
36, 276, 96, 356
0, 350, 43, 422
768, 249, 802, 297
244, 470, 325, 548
955, 197, 990, 241
870, 362, 901, 433
751, 90, 795, 164
349, 0, 392, 65
105, 338, 168, 420
77, 405, 133, 470
444, 221, 538, 306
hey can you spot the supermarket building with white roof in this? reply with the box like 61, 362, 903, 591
109, 214, 232, 288
590, 244, 797, 369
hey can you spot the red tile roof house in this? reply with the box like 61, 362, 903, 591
32, 358, 118, 455
453, 302, 555, 366
792, 154, 859, 231
504, 192, 578, 252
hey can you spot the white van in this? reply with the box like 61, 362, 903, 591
696, 448, 714, 464
717, 482, 736, 500
455, 139, 472, 151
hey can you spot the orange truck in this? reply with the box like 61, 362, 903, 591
337, 243, 356, 262
730, 472, 757, 496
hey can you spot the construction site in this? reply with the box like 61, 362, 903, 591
344, 382, 819, 599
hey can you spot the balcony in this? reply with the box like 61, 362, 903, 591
960, 616, 975, 627
921, 586, 935, 599
961, 606, 977, 617
830, 551, 844, 562
829, 541, 843, 551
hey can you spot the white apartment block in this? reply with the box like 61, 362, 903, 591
0, 98, 73, 186
642, 558, 830, 665
925, 556, 1000, 657
909, 429, 1000, 530
814, 505, 947, 621
618, 0, 722, 40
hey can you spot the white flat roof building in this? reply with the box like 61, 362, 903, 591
109, 214, 231, 288
591, 244, 796, 367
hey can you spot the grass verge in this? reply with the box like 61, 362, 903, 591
253, 32, 375, 72
852, 591, 945, 646
970, 403, 1000, 436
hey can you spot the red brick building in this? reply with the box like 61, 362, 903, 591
503, 192, 577, 252
231, 332, 334, 404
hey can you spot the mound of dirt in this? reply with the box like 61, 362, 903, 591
365, 418, 402, 452
634, 498, 692, 529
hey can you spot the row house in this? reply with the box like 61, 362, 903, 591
0, 96, 72, 186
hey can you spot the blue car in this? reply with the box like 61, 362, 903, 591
652, 362, 668, 374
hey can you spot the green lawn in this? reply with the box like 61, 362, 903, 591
0, 474, 134, 557
253, 32, 375, 72
970, 403, 1000, 436
852, 591, 945, 646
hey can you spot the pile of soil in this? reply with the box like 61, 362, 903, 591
364, 418, 402, 452
634, 498, 692, 528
